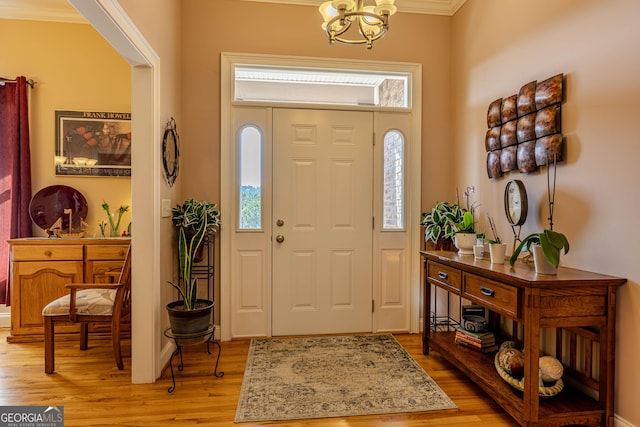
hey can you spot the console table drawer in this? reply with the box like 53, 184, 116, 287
11, 245, 83, 261
86, 244, 128, 260
463, 273, 519, 318
427, 261, 461, 294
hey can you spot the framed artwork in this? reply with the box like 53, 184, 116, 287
55, 110, 132, 177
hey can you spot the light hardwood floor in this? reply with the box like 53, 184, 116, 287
0, 329, 518, 426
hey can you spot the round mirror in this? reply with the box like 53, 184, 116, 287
162, 117, 179, 187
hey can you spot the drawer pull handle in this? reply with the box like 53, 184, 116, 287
44, 250, 52, 257
438, 272, 448, 280
480, 286, 495, 297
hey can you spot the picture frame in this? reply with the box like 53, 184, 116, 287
55, 110, 131, 177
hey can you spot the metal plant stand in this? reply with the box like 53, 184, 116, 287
163, 325, 224, 394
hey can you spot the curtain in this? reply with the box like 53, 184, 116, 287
0, 76, 33, 305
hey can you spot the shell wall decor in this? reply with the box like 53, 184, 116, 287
485, 74, 564, 179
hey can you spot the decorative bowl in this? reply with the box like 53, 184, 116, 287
85, 159, 98, 166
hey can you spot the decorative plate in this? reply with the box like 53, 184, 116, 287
29, 185, 88, 233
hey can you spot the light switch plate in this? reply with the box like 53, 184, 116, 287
161, 199, 172, 218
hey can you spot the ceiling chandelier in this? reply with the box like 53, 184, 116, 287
319, 0, 397, 50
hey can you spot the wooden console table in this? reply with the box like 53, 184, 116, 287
421, 250, 626, 427
7, 237, 131, 343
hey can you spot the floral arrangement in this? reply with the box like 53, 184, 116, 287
100, 201, 129, 237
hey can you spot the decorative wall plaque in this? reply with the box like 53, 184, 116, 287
484, 73, 564, 179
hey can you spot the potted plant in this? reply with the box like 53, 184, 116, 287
422, 201, 456, 250
450, 186, 477, 256
508, 155, 569, 274
167, 198, 221, 335
509, 230, 569, 273
422, 187, 478, 254
487, 215, 506, 264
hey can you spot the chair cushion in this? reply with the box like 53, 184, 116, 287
42, 289, 116, 316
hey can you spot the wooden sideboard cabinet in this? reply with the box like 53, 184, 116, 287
7, 238, 130, 343
421, 250, 626, 427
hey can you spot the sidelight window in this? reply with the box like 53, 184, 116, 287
239, 126, 262, 230
382, 130, 404, 230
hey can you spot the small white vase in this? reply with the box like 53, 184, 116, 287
489, 243, 507, 264
454, 233, 476, 256
531, 244, 558, 275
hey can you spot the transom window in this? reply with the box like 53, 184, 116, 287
234, 65, 409, 108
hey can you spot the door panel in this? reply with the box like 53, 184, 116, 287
272, 109, 373, 335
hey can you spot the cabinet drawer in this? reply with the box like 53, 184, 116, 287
86, 244, 128, 260
463, 273, 519, 318
427, 261, 461, 294
11, 245, 83, 261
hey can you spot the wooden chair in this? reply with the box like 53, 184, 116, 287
42, 243, 132, 374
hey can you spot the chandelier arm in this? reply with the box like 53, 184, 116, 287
325, 11, 389, 44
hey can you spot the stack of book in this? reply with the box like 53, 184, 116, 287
454, 328, 498, 353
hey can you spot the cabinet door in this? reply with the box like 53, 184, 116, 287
10, 261, 83, 337
85, 260, 125, 283
85, 244, 128, 283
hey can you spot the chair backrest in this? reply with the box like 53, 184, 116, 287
112, 243, 132, 319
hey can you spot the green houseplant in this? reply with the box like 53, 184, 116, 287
422, 201, 458, 247
167, 199, 220, 335
509, 229, 569, 269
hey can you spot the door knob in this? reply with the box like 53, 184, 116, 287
275, 235, 285, 243
276, 219, 284, 227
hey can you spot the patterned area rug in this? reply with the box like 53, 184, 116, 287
234, 334, 457, 422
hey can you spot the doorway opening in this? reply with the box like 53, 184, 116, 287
221, 53, 422, 340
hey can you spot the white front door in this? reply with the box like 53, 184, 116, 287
272, 109, 374, 335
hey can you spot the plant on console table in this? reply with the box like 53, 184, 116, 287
167, 198, 220, 335
450, 186, 478, 256
509, 156, 569, 274
487, 215, 507, 264
422, 202, 456, 251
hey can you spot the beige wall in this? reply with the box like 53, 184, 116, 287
451, 0, 640, 424
180, 0, 454, 209
1, 19, 131, 238
117, 0, 183, 341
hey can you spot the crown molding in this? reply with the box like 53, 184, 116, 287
0, 0, 86, 23
0, 0, 466, 24
239, 0, 467, 16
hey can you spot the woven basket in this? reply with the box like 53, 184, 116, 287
494, 350, 564, 397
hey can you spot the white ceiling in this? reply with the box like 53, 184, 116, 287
0, 0, 466, 23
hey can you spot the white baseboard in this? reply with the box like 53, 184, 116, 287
0, 311, 10, 328
616, 415, 637, 427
